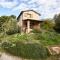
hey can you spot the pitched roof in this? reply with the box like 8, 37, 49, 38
17, 10, 41, 20
21, 10, 41, 15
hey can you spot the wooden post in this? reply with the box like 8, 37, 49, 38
27, 20, 30, 33
20, 19, 23, 34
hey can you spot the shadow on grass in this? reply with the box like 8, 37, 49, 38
2, 42, 50, 59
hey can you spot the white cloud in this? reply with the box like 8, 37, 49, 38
0, 0, 18, 8
0, 0, 60, 18
33, 0, 60, 18
12, 3, 30, 11
12, 0, 60, 18
0, 2, 17, 8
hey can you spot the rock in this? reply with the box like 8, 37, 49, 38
47, 46, 60, 55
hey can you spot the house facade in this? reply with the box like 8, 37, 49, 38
17, 10, 42, 34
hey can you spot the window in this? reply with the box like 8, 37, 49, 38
24, 13, 32, 18
27, 13, 32, 18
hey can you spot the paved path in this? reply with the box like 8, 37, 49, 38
0, 52, 22, 60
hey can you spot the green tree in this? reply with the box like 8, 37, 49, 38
41, 19, 55, 31
0, 15, 18, 34
10, 15, 16, 19
2, 15, 18, 34
54, 13, 60, 32
0, 16, 10, 32
2, 16, 18, 35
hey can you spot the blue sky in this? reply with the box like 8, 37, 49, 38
0, 0, 60, 19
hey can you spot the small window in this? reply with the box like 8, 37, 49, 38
27, 13, 32, 18
24, 13, 32, 18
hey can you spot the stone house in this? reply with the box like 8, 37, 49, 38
17, 10, 43, 34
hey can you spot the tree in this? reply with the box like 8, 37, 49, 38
41, 19, 55, 31
0, 15, 18, 34
10, 15, 16, 19
0, 16, 10, 32
2, 18, 18, 35
54, 13, 60, 32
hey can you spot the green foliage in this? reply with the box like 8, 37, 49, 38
1, 31, 60, 46
5, 19, 18, 35
33, 31, 60, 45
0, 15, 18, 34
2, 41, 49, 59
0, 15, 60, 59
54, 14, 60, 32
0, 31, 60, 59
0, 16, 9, 32
41, 19, 55, 31
31, 29, 41, 33
10, 15, 16, 19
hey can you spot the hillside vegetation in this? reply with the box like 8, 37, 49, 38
0, 14, 60, 60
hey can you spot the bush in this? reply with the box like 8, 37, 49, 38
31, 29, 41, 33
2, 19, 19, 35
1, 41, 50, 59
32, 31, 60, 45
41, 20, 55, 31
6, 28, 18, 35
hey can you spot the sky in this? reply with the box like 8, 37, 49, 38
0, 0, 60, 19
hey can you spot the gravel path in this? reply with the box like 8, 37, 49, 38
0, 52, 22, 60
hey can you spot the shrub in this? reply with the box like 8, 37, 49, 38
2, 19, 19, 35
41, 20, 55, 32
1, 41, 50, 59
31, 29, 41, 33
31, 31, 60, 45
